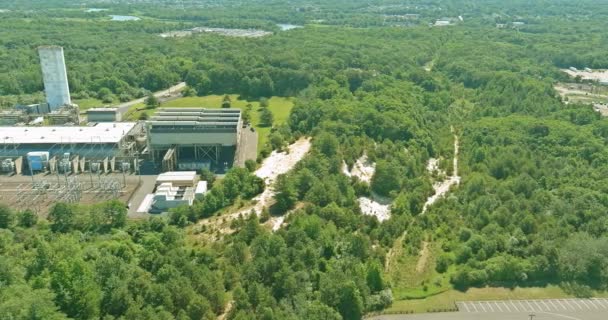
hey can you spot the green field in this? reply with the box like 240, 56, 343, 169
386, 286, 588, 314
129, 95, 294, 153
383, 237, 601, 314
73, 98, 105, 111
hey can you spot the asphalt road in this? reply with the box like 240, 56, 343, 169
114, 82, 186, 114
234, 125, 258, 167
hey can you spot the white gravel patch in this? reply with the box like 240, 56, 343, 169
563, 69, 608, 83
270, 216, 286, 231
237, 138, 312, 217
422, 129, 460, 214
427, 158, 439, 173
358, 196, 391, 222
343, 154, 376, 183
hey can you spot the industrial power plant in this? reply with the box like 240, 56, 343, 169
0, 46, 255, 215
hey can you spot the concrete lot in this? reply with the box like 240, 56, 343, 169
370, 299, 608, 320
127, 174, 157, 219
234, 125, 258, 167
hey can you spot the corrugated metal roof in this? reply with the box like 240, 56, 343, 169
0, 122, 136, 144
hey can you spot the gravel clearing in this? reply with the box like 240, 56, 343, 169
358, 196, 391, 222
422, 128, 460, 214
196, 138, 311, 238
343, 154, 376, 183
343, 155, 393, 221
238, 137, 312, 216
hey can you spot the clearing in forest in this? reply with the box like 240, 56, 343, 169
422, 128, 460, 214
343, 154, 392, 221
194, 138, 311, 239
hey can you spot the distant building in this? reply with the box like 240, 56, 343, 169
38, 46, 71, 111
87, 108, 122, 122
46, 105, 79, 125
15, 103, 50, 115
434, 20, 452, 27
0, 110, 29, 125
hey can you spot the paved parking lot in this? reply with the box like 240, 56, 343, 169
370, 298, 608, 320
457, 298, 608, 313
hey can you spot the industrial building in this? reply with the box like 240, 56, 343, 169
136, 171, 208, 213
145, 108, 242, 172
87, 108, 122, 122
0, 122, 145, 174
46, 105, 79, 125
38, 46, 72, 111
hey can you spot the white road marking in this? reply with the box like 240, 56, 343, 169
494, 301, 503, 312
586, 299, 600, 310
461, 302, 470, 312
485, 301, 494, 312
579, 299, 592, 309
547, 299, 559, 310
479, 302, 487, 312
569, 299, 583, 310
595, 298, 608, 308
557, 299, 570, 311
586, 299, 599, 310
458, 298, 608, 314
540, 299, 551, 311
525, 300, 535, 311
595, 298, 608, 309
471, 302, 478, 312
510, 300, 520, 312
536, 311, 583, 320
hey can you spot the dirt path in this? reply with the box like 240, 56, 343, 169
385, 231, 407, 272
385, 127, 460, 273
196, 138, 311, 239
415, 241, 430, 273
422, 126, 460, 214
217, 300, 233, 320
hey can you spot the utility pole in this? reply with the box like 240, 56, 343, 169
27, 158, 34, 184
529, 313, 536, 320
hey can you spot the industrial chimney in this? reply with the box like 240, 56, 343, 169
38, 46, 71, 111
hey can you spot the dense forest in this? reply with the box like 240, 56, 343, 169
2, 0, 608, 319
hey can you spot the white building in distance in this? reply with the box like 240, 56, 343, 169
38, 46, 71, 111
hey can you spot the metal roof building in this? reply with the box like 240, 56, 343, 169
146, 108, 241, 172
87, 107, 122, 122
0, 122, 142, 159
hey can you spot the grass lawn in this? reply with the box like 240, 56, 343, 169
387, 286, 582, 314
73, 98, 106, 111
131, 95, 294, 153
384, 235, 608, 314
